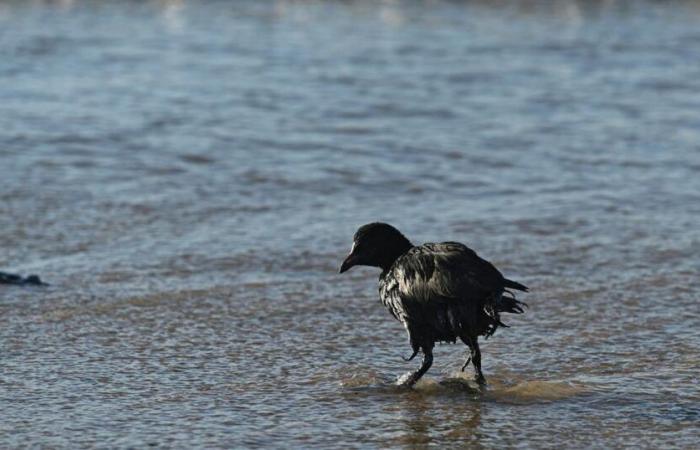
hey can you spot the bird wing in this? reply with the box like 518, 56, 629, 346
390, 242, 507, 306
380, 242, 527, 343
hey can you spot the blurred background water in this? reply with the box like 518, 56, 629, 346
1, 0, 700, 447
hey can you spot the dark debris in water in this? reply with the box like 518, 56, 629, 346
0, 271, 48, 286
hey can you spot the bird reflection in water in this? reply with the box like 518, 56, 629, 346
391, 391, 484, 448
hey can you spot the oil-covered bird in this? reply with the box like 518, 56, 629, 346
339, 222, 528, 387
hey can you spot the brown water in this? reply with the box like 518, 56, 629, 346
1, 0, 700, 447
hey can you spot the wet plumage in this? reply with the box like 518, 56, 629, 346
339, 223, 528, 387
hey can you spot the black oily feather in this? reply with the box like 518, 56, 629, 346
379, 242, 527, 346
340, 223, 528, 386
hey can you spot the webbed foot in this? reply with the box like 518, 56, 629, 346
397, 371, 420, 388
397, 347, 433, 388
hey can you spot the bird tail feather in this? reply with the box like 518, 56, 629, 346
503, 278, 528, 292
498, 289, 528, 314
483, 290, 528, 338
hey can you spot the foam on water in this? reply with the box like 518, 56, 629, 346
342, 369, 589, 404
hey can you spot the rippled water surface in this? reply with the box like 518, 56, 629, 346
2, 0, 700, 447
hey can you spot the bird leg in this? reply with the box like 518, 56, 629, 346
459, 336, 472, 372
470, 338, 486, 385
402, 349, 418, 362
461, 336, 485, 384
461, 355, 472, 372
402, 334, 420, 361
400, 345, 433, 387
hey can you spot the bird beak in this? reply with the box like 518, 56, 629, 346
339, 253, 358, 274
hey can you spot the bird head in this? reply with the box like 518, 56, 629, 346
339, 222, 413, 273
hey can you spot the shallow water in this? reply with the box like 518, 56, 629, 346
1, 0, 700, 447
